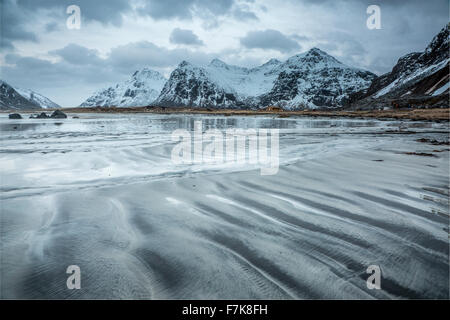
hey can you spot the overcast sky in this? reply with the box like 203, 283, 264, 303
1, 0, 448, 106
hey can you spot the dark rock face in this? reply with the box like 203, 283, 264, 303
258, 49, 376, 109
1, 81, 41, 110
363, 52, 423, 98
30, 112, 50, 119
29, 110, 68, 119
350, 23, 449, 109
80, 68, 166, 108
260, 66, 376, 109
156, 61, 244, 109
50, 110, 67, 118
9, 113, 22, 119
156, 50, 376, 110
260, 71, 300, 104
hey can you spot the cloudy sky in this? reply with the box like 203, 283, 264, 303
1, 0, 448, 106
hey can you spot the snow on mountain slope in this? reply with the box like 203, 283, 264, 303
156, 61, 246, 108
0, 80, 59, 110
14, 87, 61, 109
367, 23, 449, 99
80, 68, 166, 107
156, 48, 376, 109
260, 48, 377, 109
206, 58, 283, 97
156, 58, 284, 108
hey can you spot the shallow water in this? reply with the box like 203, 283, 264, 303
1, 113, 449, 299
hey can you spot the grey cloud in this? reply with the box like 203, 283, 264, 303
137, 0, 257, 28
233, 8, 258, 21
1, 54, 121, 106
195, 0, 234, 15
137, 0, 195, 20
50, 44, 105, 65
322, 32, 366, 56
2, 46, 121, 106
3, 41, 215, 92
232, 1, 258, 21
2, 0, 448, 106
2, 52, 114, 87
108, 41, 214, 72
17, 0, 132, 26
240, 29, 301, 53
170, 28, 204, 46
8, 0, 257, 38
291, 34, 310, 42
1, 0, 38, 50
1, 40, 219, 106
137, 0, 234, 20
296, 0, 444, 7
45, 22, 61, 33
316, 31, 371, 71
1, 0, 133, 50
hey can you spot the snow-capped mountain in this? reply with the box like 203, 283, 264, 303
206, 57, 283, 98
80, 68, 166, 107
14, 87, 61, 109
156, 58, 284, 108
353, 23, 449, 108
260, 48, 376, 109
156, 60, 245, 108
0, 80, 60, 110
79, 23, 449, 110
156, 48, 376, 109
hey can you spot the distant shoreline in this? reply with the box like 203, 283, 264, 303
2, 107, 449, 121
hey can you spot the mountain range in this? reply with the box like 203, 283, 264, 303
83, 23, 448, 110
349, 23, 449, 109
155, 49, 377, 109
0, 81, 61, 110
80, 68, 166, 108
1, 23, 448, 110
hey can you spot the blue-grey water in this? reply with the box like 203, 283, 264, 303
1, 113, 448, 299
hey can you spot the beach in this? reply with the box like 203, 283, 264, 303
0, 113, 448, 299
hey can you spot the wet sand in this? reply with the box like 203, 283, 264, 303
0, 114, 448, 299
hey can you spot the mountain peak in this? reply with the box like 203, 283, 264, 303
1, 79, 54, 110
132, 68, 164, 80
284, 47, 343, 68
179, 60, 193, 68
209, 58, 229, 68
156, 45, 376, 109
422, 22, 449, 62
307, 47, 327, 55
80, 68, 166, 108
261, 58, 281, 66
359, 22, 449, 101
305, 47, 339, 61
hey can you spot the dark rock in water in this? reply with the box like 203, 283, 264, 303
9, 113, 22, 119
30, 112, 50, 119
50, 110, 67, 119
30, 111, 67, 119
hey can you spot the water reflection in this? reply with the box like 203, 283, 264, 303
0, 113, 446, 137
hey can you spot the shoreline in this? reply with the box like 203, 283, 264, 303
2, 107, 449, 121
2, 133, 448, 298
